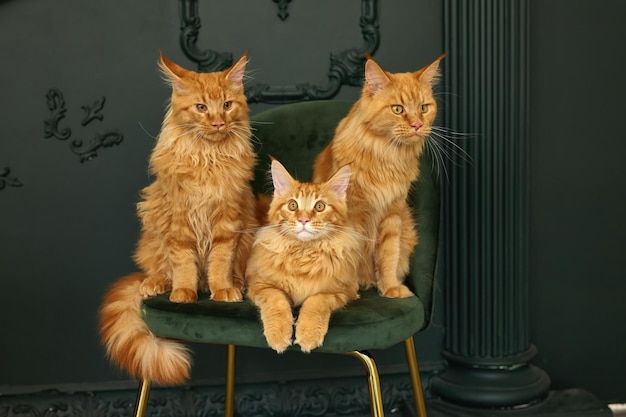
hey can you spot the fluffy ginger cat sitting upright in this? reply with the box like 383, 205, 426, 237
136, 52, 257, 303
247, 159, 360, 353
99, 52, 257, 384
313, 55, 444, 298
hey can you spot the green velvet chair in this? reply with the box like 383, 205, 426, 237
133, 100, 440, 417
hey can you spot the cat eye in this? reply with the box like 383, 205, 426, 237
195, 103, 208, 113
223, 101, 232, 110
314, 201, 326, 212
420, 104, 429, 113
287, 199, 298, 211
391, 105, 404, 115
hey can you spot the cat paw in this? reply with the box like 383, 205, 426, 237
295, 323, 326, 353
140, 276, 172, 297
169, 288, 198, 303
265, 326, 293, 353
211, 288, 243, 302
382, 285, 414, 298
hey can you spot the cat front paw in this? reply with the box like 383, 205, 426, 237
381, 284, 414, 298
170, 288, 198, 303
295, 321, 327, 353
264, 325, 293, 353
140, 276, 172, 297
211, 287, 242, 302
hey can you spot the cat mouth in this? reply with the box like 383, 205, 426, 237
200, 130, 229, 141
295, 227, 317, 241
401, 133, 427, 144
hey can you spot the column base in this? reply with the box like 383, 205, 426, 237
410, 389, 612, 417
431, 363, 551, 408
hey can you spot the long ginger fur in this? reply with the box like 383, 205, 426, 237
99, 273, 191, 385
313, 55, 444, 298
247, 160, 360, 353
134, 52, 257, 303
99, 53, 257, 384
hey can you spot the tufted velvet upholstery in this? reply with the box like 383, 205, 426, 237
141, 100, 440, 353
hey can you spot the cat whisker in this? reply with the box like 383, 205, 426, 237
424, 127, 475, 182
137, 122, 159, 140
325, 225, 375, 243
242, 68, 260, 85
230, 124, 261, 146
431, 126, 476, 139
425, 138, 451, 182
428, 129, 473, 163
249, 120, 274, 126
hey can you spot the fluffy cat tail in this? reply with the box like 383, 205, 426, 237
99, 272, 192, 385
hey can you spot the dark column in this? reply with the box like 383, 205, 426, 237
431, 0, 551, 407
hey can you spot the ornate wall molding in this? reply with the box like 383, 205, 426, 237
43, 89, 124, 163
178, 0, 380, 104
70, 130, 125, 163
0, 167, 23, 190
0, 374, 420, 417
43, 89, 71, 141
81, 96, 106, 126
273, 0, 292, 21
179, 0, 233, 72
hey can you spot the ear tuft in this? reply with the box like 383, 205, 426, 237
226, 53, 248, 87
326, 165, 351, 200
159, 52, 189, 92
270, 159, 295, 198
364, 58, 391, 96
417, 53, 445, 86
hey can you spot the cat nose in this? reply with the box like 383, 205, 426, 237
298, 217, 310, 226
411, 122, 423, 131
212, 121, 225, 129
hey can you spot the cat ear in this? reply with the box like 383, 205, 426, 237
226, 53, 248, 87
364, 58, 391, 96
326, 165, 351, 200
416, 53, 446, 86
271, 159, 295, 198
159, 51, 189, 92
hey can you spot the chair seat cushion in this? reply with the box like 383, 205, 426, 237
142, 289, 424, 353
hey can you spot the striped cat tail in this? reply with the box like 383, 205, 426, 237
98, 272, 191, 385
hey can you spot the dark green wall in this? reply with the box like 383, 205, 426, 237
528, 0, 626, 403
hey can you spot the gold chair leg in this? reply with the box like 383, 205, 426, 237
348, 351, 385, 417
225, 344, 236, 417
404, 337, 428, 417
133, 378, 151, 417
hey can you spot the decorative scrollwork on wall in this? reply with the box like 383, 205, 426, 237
81, 96, 106, 126
70, 130, 124, 163
177, 0, 380, 104
0, 167, 23, 190
273, 0, 292, 21
43, 89, 124, 162
43, 89, 71, 141
179, 0, 233, 72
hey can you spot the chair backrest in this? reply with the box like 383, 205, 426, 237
250, 100, 440, 324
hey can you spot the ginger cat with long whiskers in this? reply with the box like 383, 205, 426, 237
247, 160, 360, 353
313, 55, 444, 298
99, 52, 257, 385
136, 52, 257, 303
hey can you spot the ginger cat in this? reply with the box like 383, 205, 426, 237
135, 52, 257, 303
99, 52, 257, 384
247, 160, 360, 353
313, 55, 444, 298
